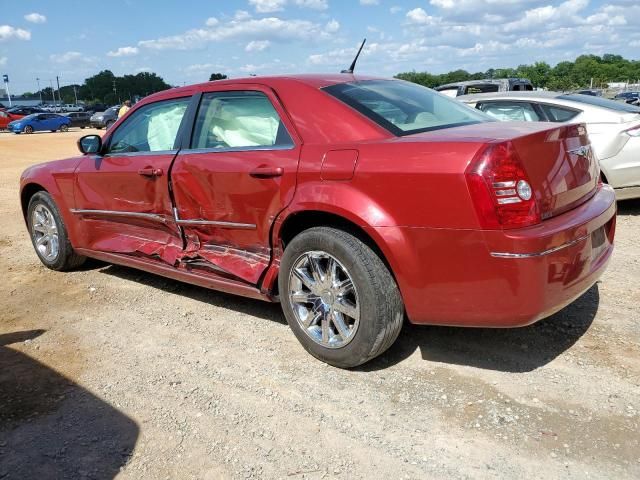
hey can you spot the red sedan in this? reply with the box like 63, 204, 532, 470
0, 110, 24, 130
19, 75, 616, 367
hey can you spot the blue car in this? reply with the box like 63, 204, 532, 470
7, 113, 71, 134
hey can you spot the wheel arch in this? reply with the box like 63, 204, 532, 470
264, 206, 408, 297
20, 182, 48, 221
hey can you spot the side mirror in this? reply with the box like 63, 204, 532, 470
78, 135, 102, 155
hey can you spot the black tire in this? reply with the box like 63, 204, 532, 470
80, 126, 85, 129
59, 124, 69, 132
279, 227, 404, 368
27, 191, 86, 271
23, 125, 33, 134
105, 120, 115, 129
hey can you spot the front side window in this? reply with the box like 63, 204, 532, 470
477, 101, 541, 122
191, 91, 293, 150
108, 98, 189, 154
324, 80, 490, 136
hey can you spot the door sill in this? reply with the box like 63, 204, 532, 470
75, 248, 276, 302
614, 185, 640, 201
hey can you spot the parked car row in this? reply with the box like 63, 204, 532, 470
457, 91, 640, 200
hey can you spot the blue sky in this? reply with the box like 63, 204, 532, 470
1, 0, 639, 94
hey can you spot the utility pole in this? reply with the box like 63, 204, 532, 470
112, 79, 117, 104
49, 79, 55, 105
56, 75, 62, 111
2, 74, 11, 107
73, 85, 78, 104
36, 77, 42, 104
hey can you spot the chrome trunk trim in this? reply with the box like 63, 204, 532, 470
490, 234, 590, 259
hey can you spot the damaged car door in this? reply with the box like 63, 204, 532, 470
72, 96, 191, 263
170, 87, 300, 284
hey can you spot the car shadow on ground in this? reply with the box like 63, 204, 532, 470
98, 264, 286, 324
99, 260, 599, 373
0, 329, 139, 479
617, 198, 640, 216
361, 284, 600, 373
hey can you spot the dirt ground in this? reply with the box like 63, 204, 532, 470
0, 129, 638, 480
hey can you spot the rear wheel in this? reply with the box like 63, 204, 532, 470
279, 227, 404, 368
23, 125, 33, 134
27, 192, 85, 271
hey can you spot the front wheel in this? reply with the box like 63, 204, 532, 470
59, 124, 69, 132
279, 227, 404, 368
27, 192, 85, 271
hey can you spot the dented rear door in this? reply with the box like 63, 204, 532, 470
170, 86, 301, 284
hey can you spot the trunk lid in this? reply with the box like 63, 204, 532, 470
509, 122, 598, 219
402, 121, 599, 220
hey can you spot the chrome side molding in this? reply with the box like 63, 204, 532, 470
172, 208, 256, 230
70, 209, 168, 223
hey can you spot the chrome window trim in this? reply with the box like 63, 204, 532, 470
102, 149, 178, 158
70, 209, 168, 223
490, 234, 589, 259
180, 144, 295, 155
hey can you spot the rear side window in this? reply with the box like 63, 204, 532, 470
539, 104, 580, 122
108, 97, 189, 154
324, 80, 490, 136
191, 91, 293, 150
477, 101, 541, 121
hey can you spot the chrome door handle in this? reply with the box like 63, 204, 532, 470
138, 167, 163, 177
250, 166, 283, 178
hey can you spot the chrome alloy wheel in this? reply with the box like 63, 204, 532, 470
288, 251, 360, 349
31, 204, 59, 262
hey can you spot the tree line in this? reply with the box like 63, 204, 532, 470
396, 54, 640, 90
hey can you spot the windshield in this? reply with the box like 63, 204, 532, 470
558, 94, 640, 113
323, 80, 491, 136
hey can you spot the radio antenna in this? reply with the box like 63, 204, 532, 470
341, 38, 366, 74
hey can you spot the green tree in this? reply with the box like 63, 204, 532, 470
209, 73, 228, 81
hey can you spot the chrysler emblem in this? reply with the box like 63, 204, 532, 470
567, 145, 591, 158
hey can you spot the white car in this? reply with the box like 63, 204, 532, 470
61, 104, 83, 112
458, 91, 640, 200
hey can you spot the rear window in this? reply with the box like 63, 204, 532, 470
465, 84, 500, 95
558, 94, 640, 113
539, 104, 580, 122
324, 80, 490, 136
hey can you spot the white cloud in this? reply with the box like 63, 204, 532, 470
139, 16, 337, 51
325, 19, 340, 33
245, 40, 271, 52
50, 51, 83, 63
0, 25, 31, 41
390, 6, 403, 14
24, 13, 46, 24
107, 46, 139, 57
293, 0, 328, 9
249, 0, 286, 13
406, 8, 438, 25
205, 17, 219, 27
135, 66, 152, 73
360, 0, 380, 5
234, 10, 252, 20
0, 56, 6, 66
49, 51, 97, 65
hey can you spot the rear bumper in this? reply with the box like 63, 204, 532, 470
372, 184, 616, 327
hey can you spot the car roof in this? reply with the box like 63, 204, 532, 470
144, 73, 383, 101
458, 91, 564, 102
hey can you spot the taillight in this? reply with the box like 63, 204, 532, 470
465, 141, 541, 230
